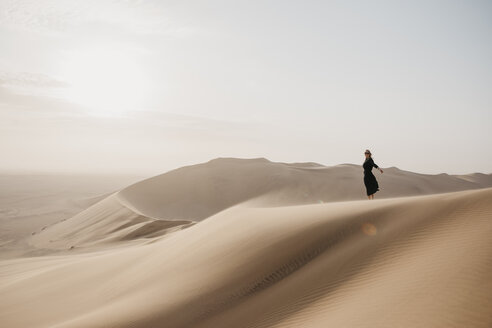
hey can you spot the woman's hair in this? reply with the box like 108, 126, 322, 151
365, 149, 372, 157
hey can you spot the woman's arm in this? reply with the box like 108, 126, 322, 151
372, 159, 383, 173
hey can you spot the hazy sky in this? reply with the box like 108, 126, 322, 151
1, 0, 491, 175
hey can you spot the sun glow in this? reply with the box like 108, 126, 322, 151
59, 46, 148, 116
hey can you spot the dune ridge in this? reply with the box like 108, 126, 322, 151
28, 193, 195, 253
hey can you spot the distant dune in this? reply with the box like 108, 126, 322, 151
117, 157, 492, 220
1, 158, 491, 327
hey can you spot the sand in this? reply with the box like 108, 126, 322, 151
0, 173, 146, 259
0, 158, 491, 327
117, 157, 492, 220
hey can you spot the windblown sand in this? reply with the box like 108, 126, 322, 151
1, 158, 491, 327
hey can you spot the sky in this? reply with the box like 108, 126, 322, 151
0, 0, 491, 176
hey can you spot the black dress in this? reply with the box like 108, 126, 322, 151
363, 157, 380, 196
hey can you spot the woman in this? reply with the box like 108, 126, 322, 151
363, 149, 383, 199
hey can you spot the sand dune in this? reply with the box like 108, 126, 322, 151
117, 157, 491, 221
24, 157, 492, 255
1, 187, 491, 327
1, 158, 491, 327
28, 194, 195, 253
0, 173, 146, 259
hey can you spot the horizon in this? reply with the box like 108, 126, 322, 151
1, 1, 491, 176
0, 156, 490, 177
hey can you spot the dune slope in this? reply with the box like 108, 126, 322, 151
1, 187, 491, 328
0, 173, 146, 259
28, 193, 195, 253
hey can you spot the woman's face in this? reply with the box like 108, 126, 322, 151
364, 152, 370, 158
